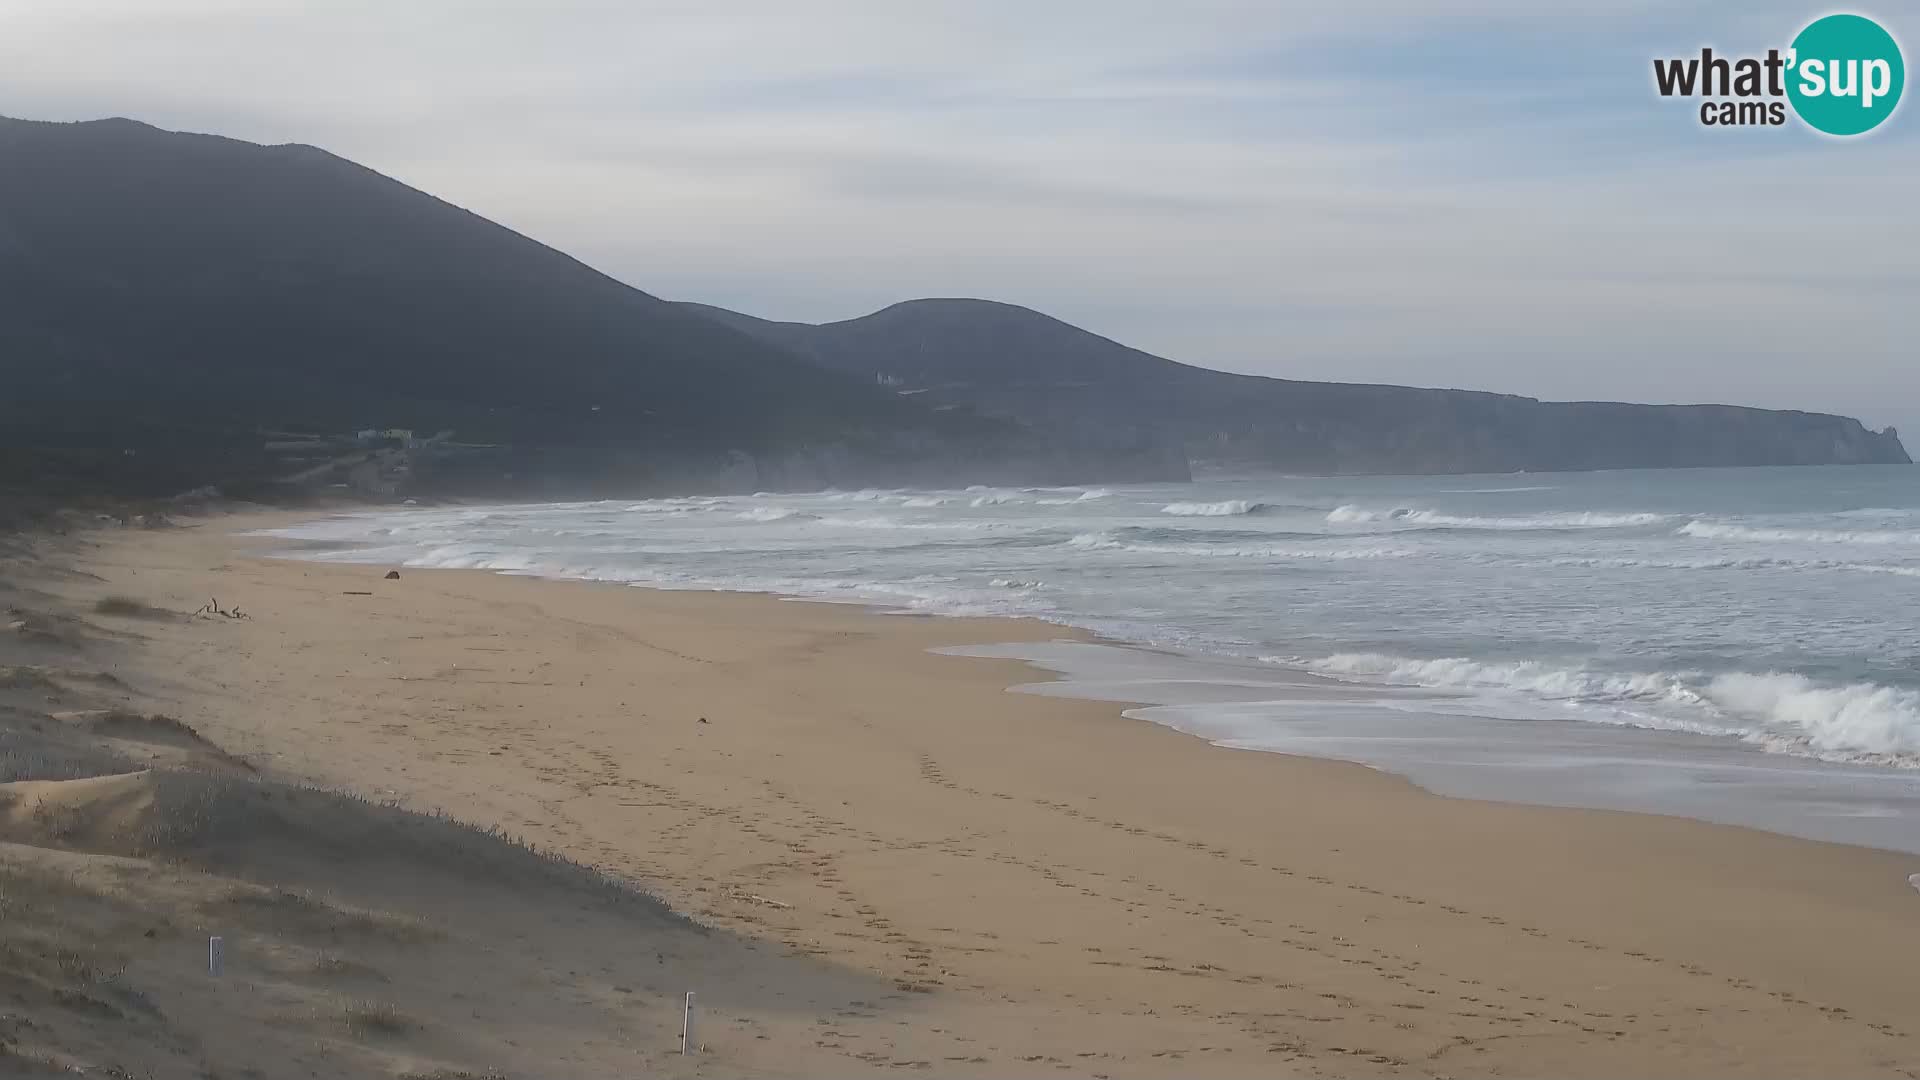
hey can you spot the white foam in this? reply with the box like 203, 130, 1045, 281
1067, 531, 1409, 561
1324, 504, 1383, 524
1679, 520, 1920, 545
1161, 499, 1260, 516
1550, 555, 1920, 577
624, 498, 722, 513
1297, 653, 1920, 765
821, 515, 1003, 531
1304, 653, 1708, 710
1411, 510, 1667, 529
1035, 489, 1113, 506
1835, 507, 1920, 520
1328, 506, 1664, 530
627, 572, 1053, 621
735, 506, 806, 522
1705, 673, 1920, 758
256, 487, 1920, 777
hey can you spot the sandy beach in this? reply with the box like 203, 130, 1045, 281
8, 510, 1920, 1078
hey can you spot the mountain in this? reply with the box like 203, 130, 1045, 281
1, 116, 1901, 501
0, 117, 1182, 498
679, 299, 1910, 474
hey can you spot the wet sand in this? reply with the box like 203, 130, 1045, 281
30, 512, 1920, 1077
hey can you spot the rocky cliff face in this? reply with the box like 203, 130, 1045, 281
1187, 395, 1909, 475
681, 299, 1910, 475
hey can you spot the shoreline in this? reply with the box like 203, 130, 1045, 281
250, 506, 1920, 859
19, 510, 1920, 1076
951, 640, 1920, 858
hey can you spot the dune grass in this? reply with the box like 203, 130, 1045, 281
1, 717, 677, 919
88, 709, 202, 739
340, 997, 417, 1037
209, 885, 444, 944
91, 595, 172, 620
0, 739, 135, 784
0, 666, 62, 692
311, 951, 389, 982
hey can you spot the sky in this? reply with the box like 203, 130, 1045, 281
4, 0, 1917, 437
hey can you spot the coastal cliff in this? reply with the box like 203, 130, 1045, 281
681, 299, 1909, 475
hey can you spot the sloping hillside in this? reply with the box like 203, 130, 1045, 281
681, 298, 1910, 474
0, 118, 1181, 496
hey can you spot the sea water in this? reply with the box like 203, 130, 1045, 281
259, 464, 1920, 853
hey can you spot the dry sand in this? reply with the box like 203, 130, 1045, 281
9, 511, 1920, 1077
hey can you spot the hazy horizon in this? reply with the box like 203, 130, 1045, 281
4, 1, 1914, 435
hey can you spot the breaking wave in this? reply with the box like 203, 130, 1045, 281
819, 515, 1004, 532
623, 498, 722, 514
1328, 506, 1665, 530
1707, 672, 1920, 760
1067, 530, 1409, 561
1298, 653, 1920, 764
1037, 489, 1113, 505
259, 476, 1920, 783
1678, 520, 1920, 545
735, 506, 809, 522
1550, 554, 1920, 577
1161, 500, 1266, 516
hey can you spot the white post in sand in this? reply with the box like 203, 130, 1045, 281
207, 936, 224, 977
682, 991, 697, 1055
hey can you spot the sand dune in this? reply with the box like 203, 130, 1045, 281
0, 744, 887, 1078
2, 530, 888, 1079
4, 512, 1920, 1077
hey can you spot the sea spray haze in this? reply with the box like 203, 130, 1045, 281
263, 464, 1920, 839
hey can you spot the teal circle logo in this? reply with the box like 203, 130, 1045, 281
1786, 14, 1905, 136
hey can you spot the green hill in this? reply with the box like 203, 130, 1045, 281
680, 298, 1909, 474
